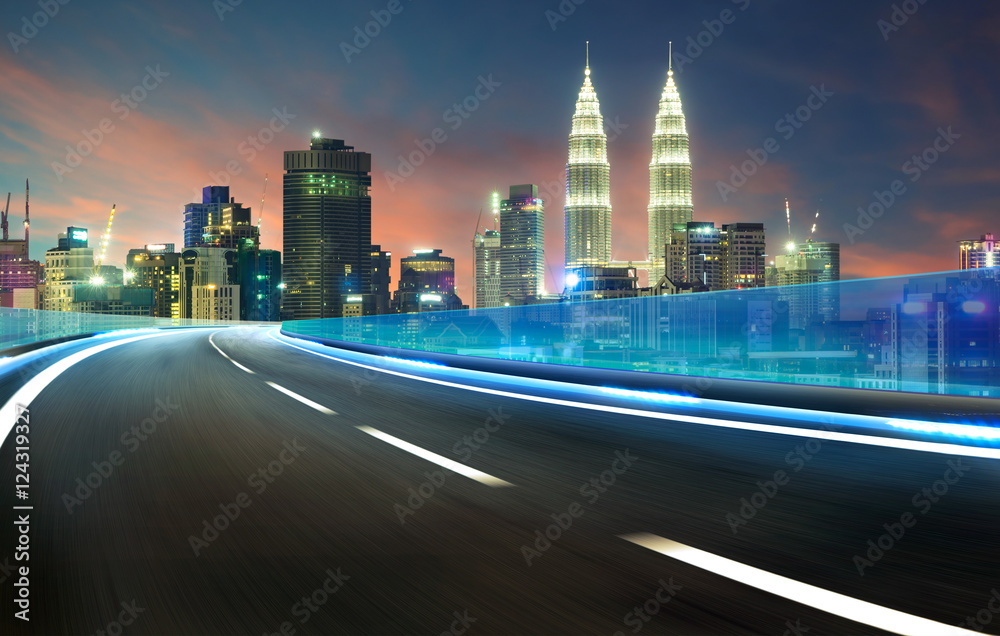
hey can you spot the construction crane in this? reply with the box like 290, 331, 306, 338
92, 203, 116, 284
2, 192, 10, 241
256, 174, 268, 238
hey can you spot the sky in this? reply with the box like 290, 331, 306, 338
1, 0, 998, 298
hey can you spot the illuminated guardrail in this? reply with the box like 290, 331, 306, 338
283, 268, 1000, 399
0, 308, 223, 351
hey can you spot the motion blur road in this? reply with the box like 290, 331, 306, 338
0, 326, 997, 635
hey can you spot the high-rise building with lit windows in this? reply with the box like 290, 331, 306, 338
473, 229, 501, 309
283, 136, 372, 319
127, 248, 181, 318
370, 245, 392, 315
184, 186, 251, 249
394, 249, 464, 313
500, 184, 545, 305
648, 58, 693, 281
564, 46, 612, 272
960, 233, 1000, 270
664, 222, 721, 290
721, 223, 766, 289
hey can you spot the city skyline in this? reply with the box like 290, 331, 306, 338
1, 0, 998, 297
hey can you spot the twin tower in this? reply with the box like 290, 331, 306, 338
564, 45, 693, 282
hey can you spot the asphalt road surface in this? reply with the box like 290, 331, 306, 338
0, 326, 997, 635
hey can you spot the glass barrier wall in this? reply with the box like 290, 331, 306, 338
283, 268, 1000, 398
0, 309, 222, 351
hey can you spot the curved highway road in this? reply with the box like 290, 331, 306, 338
0, 326, 997, 635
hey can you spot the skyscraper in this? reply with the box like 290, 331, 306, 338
720, 223, 766, 289
565, 44, 612, 272
766, 239, 840, 328
128, 249, 181, 318
500, 184, 545, 305
664, 222, 721, 290
237, 242, 282, 322
648, 52, 693, 281
959, 233, 1000, 270
201, 201, 258, 250
394, 249, 464, 313
43, 227, 95, 312
473, 229, 502, 309
802, 239, 841, 283
184, 186, 250, 249
179, 246, 237, 319
369, 245, 392, 316
283, 136, 372, 320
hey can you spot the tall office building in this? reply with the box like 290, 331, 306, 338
184, 187, 250, 249
473, 229, 502, 309
370, 245, 392, 315
237, 242, 282, 322
801, 239, 840, 283
201, 201, 258, 250
664, 222, 721, 290
43, 227, 95, 312
394, 249, 464, 313
720, 223, 766, 289
766, 243, 840, 328
500, 185, 545, 305
127, 249, 181, 318
564, 46, 612, 272
959, 233, 1000, 270
179, 247, 237, 320
283, 136, 372, 319
647, 58, 693, 281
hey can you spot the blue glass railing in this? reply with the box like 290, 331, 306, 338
283, 268, 1000, 398
0, 309, 221, 352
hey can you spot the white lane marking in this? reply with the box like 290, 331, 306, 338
265, 381, 337, 415
268, 330, 1000, 461
356, 425, 514, 487
0, 331, 190, 444
208, 331, 255, 374
620, 533, 977, 636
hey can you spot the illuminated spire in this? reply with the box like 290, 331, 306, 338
647, 45, 693, 281
565, 42, 612, 272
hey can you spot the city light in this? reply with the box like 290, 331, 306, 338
420, 293, 442, 302
565, 272, 580, 288
786, 241, 796, 252
89, 275, 105, 285
312, 130, 321, 138
413, 249, 434, 254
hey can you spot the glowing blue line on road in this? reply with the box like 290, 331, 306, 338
0, 330, 192, 445
269, 330, 1000, 460
93, 328, 164, 338
599, 387, 700, 405
886, 419, 1000, 441
382, 356, 447, 369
